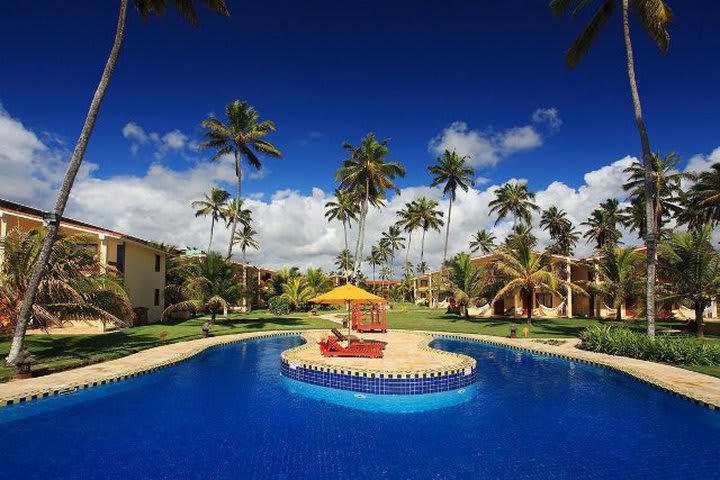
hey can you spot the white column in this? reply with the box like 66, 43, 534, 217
98, 234, 108, 273
0, 212, 6, 265
513, 291, 520, 318
565, 262, 573, 318
428, 274, 433, 307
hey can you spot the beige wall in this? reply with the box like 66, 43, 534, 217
123, 242, 165, 323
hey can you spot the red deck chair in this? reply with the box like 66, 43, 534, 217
320, 337, 384, 358
331, 328, 387, 348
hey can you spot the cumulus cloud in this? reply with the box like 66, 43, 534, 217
685, 147, 720, 173
428, 108, 561, 167
121, 122, 189, 159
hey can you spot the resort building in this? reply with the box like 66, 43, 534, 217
0, 198, 167, 324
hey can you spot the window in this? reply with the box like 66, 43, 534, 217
155, 254, 161, 272
154, 289, 160, 306
115, 244, 125, 274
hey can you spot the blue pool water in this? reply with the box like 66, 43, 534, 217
1, 336, 718, 479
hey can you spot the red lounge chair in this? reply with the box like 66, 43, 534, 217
331, 328, 387, 348
320, 337, 384, 358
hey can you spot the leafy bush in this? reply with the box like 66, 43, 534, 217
580, 325, 720, 366
268, 296, 291, 315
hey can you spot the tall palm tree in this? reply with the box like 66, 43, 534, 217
493, 241, 581, 324
324, 189, 359, 255
582, 199, 625, 250
192, 188, 231, 253
415, 197, 444, 267
305, 268, 331, 298
336, 133, 406, 278
367, 245, 385, 290
658, 226, 720, 338
396, 201, 422, 267
381, 225, 406, 269
592, 246, 644, 322
686, 163, 720, 227
551, 0, 673, 336
221, 199, 252, 230
7, 0, 231, 366
540, 206, 571, 239
623, 152, 682, 237
448, 252, 489, 320
469, 229, 497, 255
488, 181, 540, 227
200, 100, 282, 259
335, 249, 354, 276
549, 222, 581, 256
233, 224, 259, 261
428, 150, 476, 267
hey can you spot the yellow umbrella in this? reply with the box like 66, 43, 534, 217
310, 284, 385, 336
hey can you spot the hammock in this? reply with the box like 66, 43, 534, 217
602, 301, 617, 317
467, 303, 492, 318
536, 298, 566, 318
673, 305, 695, 320
437, 300, 449, 309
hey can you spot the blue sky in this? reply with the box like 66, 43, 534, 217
1, 1, 718, 269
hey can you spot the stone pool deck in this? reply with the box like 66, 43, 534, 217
1, 329, 719, 409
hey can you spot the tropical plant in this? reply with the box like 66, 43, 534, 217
428, 150, 476, 267
396, 201, 422, 267
416, 261, 429, 275
221, 199, 252, 230
448, 252, 489, 319
591, 246, 644, 322
7, 0, 231, 366
492, 241, 581, 323
658, 226, 720, 338
270, 266, 301, 297
551, 0, 673, 336
505, 223, 538, 249
469, 229, 496, 255
335, 249, 354, 277
305, 268, 331, 298
415, 196, 444, 267
582, 199, 624, 250
324, 188, 359, 255
547, 222, 581, 256
281, 276, 313, 311
488, 181, 540, 227
162, 252, 242, 323
267, 296, 291, 315
335, 133, 406, 277
685, 163, 720, 227
192, 187, 231, 253
200, 100, 282, 259
233, 224, 259, 260
367, 245, 386, 289
540, 206, 571, 238
0, 228, 134, 330
381, 225, 405, 269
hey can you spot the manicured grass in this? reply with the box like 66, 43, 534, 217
0, 311, 336, 382
684, 365, 720, 378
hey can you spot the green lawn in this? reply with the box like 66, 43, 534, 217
0, 311, 336, 382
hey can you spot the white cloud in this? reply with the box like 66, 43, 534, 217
121, 122, 189, 159
428, 108, 561, 167
685, 147, 720, 173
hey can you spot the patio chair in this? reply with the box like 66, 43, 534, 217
320, 337, 384, 358
331, 328, 387, 348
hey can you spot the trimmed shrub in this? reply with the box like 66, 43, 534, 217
580, 325, 720, 366
268, 296, 291, 315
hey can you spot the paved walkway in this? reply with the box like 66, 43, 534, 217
1, 329, 719, 409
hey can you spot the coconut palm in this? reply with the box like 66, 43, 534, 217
1, 228, 134, 330
200, 100, 282, 259
505, 223, 538, 249
280, 276, 314, 311
415, 197, 444, 267
469, 230, 497, 255
551, 0, 673, 336
221, 199, 252, 230
658, 226, 720, 338
324, 189, 359, 254
592, 246, 644, 322
162, 252, 242, 323
492, 241, 580, 324
582, 200, 624, 250
7, 0, 231, 366
381, 225, 406, 269
233, 224, 259, 260
428, 150, 476, 267
549, 222, 581, 256
488, 181, 540, 227
305, 268, 331, 298
448, 252, 489, 320
396, 201, 422, 267
192, 188, 231, 253
623, 152, 682, 237
540, 207, 571, 239
686, 163, 720, 227
416, 261, 429, 275
336, 133, 406, 277
335, 249, 354, 276
367, 245, 385, 290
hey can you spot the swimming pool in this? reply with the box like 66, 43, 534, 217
1, 336, 718, 479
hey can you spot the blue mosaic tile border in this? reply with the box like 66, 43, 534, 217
280, 359, 476, 395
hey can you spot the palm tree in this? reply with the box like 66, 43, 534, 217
469, 230, 497, 255
493, 241, 580, 324
381, 225, 406, 269
540, 207, 571, 238
448, 252, 489, 320
192, 188, 231, 253
7, 0, 231, 366
549, 222, 581, 256
162, 252, 242, 323
233, 224, 259, 261
367, 245, 385, 289
623, 152, 682, 237
551, 0, 673, 337
200, 100, 282, 259
335, 133, 406, 278
305, 268, 331, 298
428, 150, 476, 267
281, 276, 313, 311
582, 200, 624, 250
396, 201, 422, 267
415, 197, 444, 267
686, 163, 720, 227
324, 189, 359, 255
658, 226, 720, 338
592, 246, 644, 322
488, 181, 540, 227
505, 223, 537, 249
379, 265, 394, 298
221, 199, 252, 230
416, 261, 429, 275
335, 249, 354, 277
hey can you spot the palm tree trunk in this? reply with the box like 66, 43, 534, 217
616, 304, 623, 322
623, 0, 657, 337
420, 228, 427, 266
353, 180, 371, 278
695, 300, 704, 338
526, 290, 533, 324
443, 197, 453, 268
342, 220, 349, 254
6, 0, 128, 366
405, 231, 413, 268
208, 218, 215, 253
227, 151, 242, 259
